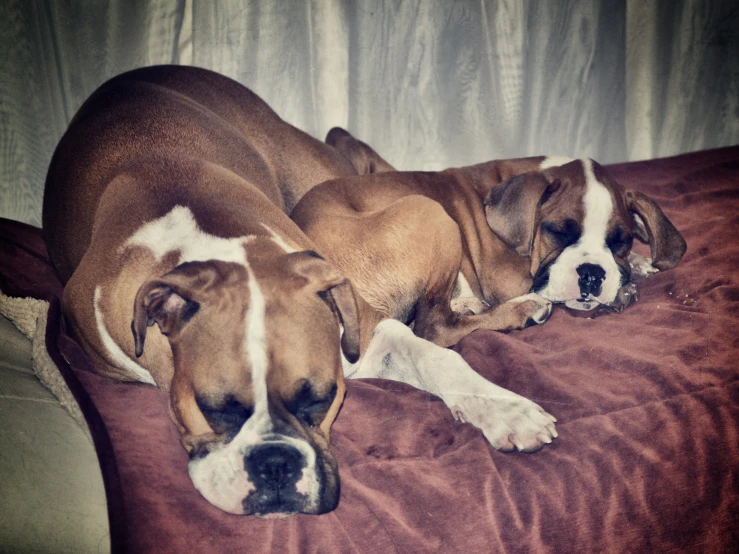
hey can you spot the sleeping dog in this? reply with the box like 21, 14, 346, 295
43, 66, 558, 518
292, 131, 687, 348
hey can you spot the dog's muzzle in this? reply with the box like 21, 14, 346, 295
188, 427, 333, 516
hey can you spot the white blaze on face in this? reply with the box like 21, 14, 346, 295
245, 266, 270, 426
537, 159, 621, 308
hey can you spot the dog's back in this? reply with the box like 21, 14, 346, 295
43, 65, 355, 283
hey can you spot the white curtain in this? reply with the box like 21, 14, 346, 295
2, 0, 738, 226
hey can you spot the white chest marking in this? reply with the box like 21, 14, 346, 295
453, 272, 475, 299
125, 205, 249, 265
93, 287, 155, 385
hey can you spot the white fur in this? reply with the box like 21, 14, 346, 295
346, 319, 557, 451
628, 251, 658, 279
125, 205, 249, 265
539, 156, 574, 169
93, 287, 155, 385
188, 270, 269, 513
506, 293, 552, 324
537, 159, 621, 307
244, 266, 270, 426
450, 272, 487, 315
261, 224, 298, 253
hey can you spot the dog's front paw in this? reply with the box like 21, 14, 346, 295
628, 252, 659, 280
450, 295, 488, 316
445, 391, 557, 453
507, 293, 553, 328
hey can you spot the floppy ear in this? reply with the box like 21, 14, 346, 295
131, 262, 223, 357
624, 189, 687, 271
287, 250, 361, 364
483, 173, 561, 256
326, 127, 395, 175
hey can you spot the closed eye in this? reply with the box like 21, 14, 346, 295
542, 219, 581, 248
285, 380, 338, 427
196, 395, 253, 436
606, 227, 633, 256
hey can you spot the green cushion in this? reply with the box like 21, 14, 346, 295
0, 316, 109, 553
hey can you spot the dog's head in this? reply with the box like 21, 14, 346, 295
484, 158, 686, 311
131, 249, 358, 516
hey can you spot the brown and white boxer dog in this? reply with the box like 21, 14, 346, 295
42, 66, 558, 518
292, 136, 687, 349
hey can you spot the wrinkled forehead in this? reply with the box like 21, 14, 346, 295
260, 280, 344, 389
542, 159, 629, 225
189, 266, 338, 411
254, 266, 343, 377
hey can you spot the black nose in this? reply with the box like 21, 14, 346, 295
576, 263, 606, 297
245, 443, 304, 489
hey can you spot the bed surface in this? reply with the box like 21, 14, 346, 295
1, 146, 738, 553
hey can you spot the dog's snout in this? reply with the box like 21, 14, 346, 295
576, 263, 606, 297
245, 443, 304, 489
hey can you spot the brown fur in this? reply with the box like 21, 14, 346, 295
42, 66, 386, 515
291, 158, 548, 346
294, 138, 687, 347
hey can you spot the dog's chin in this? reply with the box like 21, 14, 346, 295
256, 511, 297, 519
564, 298, 601, 311
561, 281, 640, 316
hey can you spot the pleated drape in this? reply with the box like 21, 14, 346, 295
1, 0, 737, 226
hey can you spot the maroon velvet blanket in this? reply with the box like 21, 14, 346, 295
2, 147, 739, 553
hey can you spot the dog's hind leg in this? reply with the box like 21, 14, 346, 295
298, 194, 464, 323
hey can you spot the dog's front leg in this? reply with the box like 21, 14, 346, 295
347, 319, 557, 452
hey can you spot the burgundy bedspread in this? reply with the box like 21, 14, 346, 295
2, 146, 739, 553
